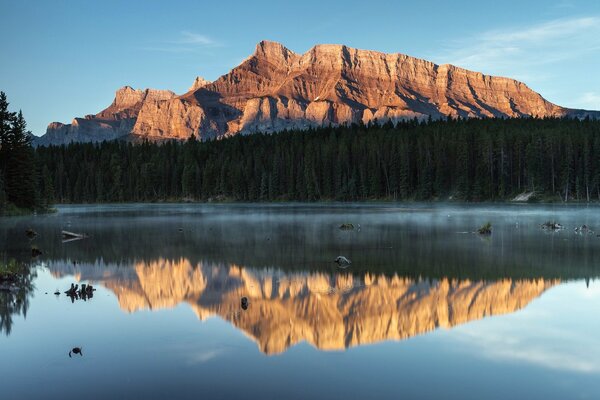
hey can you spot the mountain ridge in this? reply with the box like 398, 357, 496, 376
35, 40, 600, 146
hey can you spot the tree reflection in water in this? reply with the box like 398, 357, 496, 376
0, 257, 36, 336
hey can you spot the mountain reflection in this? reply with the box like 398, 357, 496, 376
47, 258, 557, 354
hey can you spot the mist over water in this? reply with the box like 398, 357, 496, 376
2, 203, 600, 399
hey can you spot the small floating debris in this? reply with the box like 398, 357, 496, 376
334, 256, 352, 267
31, 246, 42, 257
54, 290, 60, 296
477, 222, 492, 235
69, 347, 83, 358
62, 230, 88, 243
541, 221, 563, 231
575, 225, 594, 235
25, 228, 37, 239
241, 296, 249, 310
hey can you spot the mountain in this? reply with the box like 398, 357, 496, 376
47, 258, 558, 354
34, 87, 176, 146
35, 40, 600, 146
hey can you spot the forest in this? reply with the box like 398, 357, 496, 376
32, 116, 600, 203
0, 92, 52, 215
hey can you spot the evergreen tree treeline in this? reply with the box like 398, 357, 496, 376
0, 92, 51, 215
34, 117, 600, 203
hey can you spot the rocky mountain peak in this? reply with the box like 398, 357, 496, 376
253, 40, 296, 62
35, 40, 600, 146
113, 86, 144, 109
189, 76, 211, 92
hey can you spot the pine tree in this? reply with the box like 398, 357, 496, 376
4, 110, 38, 209
0, 174, 6, 213
0, 92, 15, 212
25, 116, 600, 204
40, 165, 54, 208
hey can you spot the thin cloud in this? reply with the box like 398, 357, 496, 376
454, 326, 600, 374
552, 0, 576, 9
575, 92, 600, 110
179, 31, 218, 46
186, 348, 227, 365
430, 16, 600, 82
448, 282, 600, 374
141, 31, 222, 53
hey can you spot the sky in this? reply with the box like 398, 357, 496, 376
1, 0, 600, 136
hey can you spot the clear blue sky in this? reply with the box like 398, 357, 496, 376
1, 0, 600, 135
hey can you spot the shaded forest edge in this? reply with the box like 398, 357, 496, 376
0, 92, 53, 215
33, 117, 600, 204
4, 87, 600, 206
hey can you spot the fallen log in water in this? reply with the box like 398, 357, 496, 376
61, 230, 88, 242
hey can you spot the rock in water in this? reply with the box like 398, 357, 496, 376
334, 256, 352, 267
69, 347, 83, 357
477, 222, 492, 235
25, 228, 37, 238
542, 221, 563, 231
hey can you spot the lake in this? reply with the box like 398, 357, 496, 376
1, 203, 600, 399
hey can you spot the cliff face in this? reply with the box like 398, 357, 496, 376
35, 87, 176, 146
47, 258, 558, 355
131, 41, 573, 141
36, 40, 600, 145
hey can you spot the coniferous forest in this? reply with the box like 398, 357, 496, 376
0, 92, 52, 215
33, 116, 600, 203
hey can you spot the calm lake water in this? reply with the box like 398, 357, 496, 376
2, 203, 600, 400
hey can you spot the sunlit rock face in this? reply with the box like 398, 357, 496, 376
47, 258, 558, 355
188, 76, 211, 92
35, 87, 176, 146
132, 40, 583, 140
36, 40, 599, 145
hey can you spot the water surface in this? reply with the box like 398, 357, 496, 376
1, 203, 600, 399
